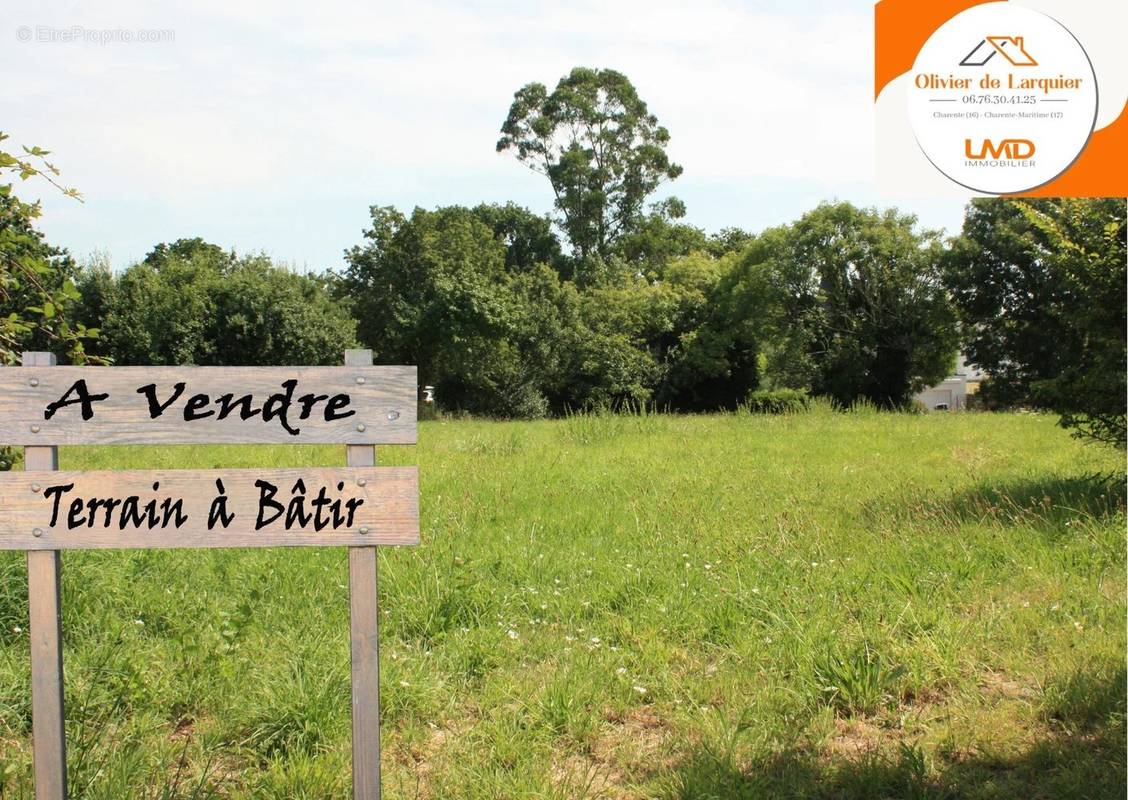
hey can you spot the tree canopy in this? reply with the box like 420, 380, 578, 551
766, 203, 959, 408
76, 240, 357, 367
5, 94, 1122, 439
497, 67, 682, 263
338, 199, 969, 416
944, 198, 1126, 445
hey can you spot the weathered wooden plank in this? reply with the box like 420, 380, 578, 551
27, 551, 66, 800
22, 352, 67, 800
0, 467, 418, 549
349, 546, 381, 799
344, 349, 382, 800
0, 365, 417, 445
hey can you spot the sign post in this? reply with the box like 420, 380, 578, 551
23, 351, 67, 800
1, 350, 418, 800
345, 348, 382, 800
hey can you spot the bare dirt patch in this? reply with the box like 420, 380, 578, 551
822, 718, 885, 760
980, 670, 1037, 701
549, 706, 679, 798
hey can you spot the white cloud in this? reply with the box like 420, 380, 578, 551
3, 0, 959, 268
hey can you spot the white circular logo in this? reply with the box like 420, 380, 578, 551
907, 4, 1097, 194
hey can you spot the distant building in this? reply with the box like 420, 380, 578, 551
914, 355, 985, 411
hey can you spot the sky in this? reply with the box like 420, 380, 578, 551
4, 0, 968, 272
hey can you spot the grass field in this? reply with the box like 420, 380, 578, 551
0, 408, 1124, 799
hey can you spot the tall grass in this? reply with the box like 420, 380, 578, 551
0, 411, 1122, 798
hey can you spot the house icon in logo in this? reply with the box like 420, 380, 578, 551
959, 36, 1037, 66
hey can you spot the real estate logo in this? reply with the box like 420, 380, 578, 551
959, 36, 1037, 67
907, 5, 1097, 194
965, 138, 1035, 160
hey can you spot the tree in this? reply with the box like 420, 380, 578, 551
208, 257, 359, 366
343, 205, 531, 415
615, 198, 709, 274
497, 67, 683, 262
470, 202, 565, 275
0, 133, 95, 469
0, 189, 82, 360
143, 237, 232, 271
80, 250, 218, 365
661, 244, 773, 410
707, 227, 755, 258
343, 203, 684, 416
570, 277, 671, 408
766, 203, 958, 408
76, 244, 357, 367
0, 133, 94, 367
944, 198, 1126, 445
505, 264, 587, 415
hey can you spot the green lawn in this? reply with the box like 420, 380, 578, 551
0, 409, 1124, 799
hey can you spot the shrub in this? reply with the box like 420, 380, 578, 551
76, 241, 357, 367
743, 388, 810, 415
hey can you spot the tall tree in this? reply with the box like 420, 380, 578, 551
944, 198, 1126, 445
767, 203, 958, 408
497, 67, 682, 262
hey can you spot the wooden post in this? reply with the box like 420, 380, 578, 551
23, 352, 67, 800
345, 349, 381, 800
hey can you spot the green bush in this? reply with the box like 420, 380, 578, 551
75, 239, 357, 367
743, 388, 810, 414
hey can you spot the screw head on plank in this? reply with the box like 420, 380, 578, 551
32, 528, 44, 538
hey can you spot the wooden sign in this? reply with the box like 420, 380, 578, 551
0, 365, 417, 445
5, 350, 416, 800
0, 467, 418, 549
